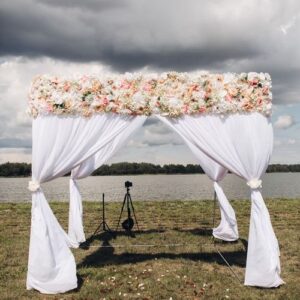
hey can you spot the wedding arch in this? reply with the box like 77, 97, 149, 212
27, 71, 284, 294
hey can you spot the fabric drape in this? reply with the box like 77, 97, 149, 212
157, 116, 239, 241
158, 113, 283, 287
68, 116, 146, 244
28, 114, 145, 294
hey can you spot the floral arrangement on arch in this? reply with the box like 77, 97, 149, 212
28, 71, 272, 118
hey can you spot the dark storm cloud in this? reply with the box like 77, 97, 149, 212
0, 0, 273, 71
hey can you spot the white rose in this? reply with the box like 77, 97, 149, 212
132, 92, 146, 108
258, 73, 265, 81
217, 89, 227, 99
265, 73, 271, 81
223, 73, 235, 84
150, 98, 160, 113
52, 91, 64, 105
85, 93, 94, 103
125, 72, 133, 81
197, 90, 206, 100
247, 72, 258, 81
168, 97, 183, 109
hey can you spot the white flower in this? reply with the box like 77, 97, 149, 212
265, 73, 271, 81
28, 181, 40, 192
248, 72, 258, 81
223, 73, 235, 84
168, 97, 183, 109
240, 72, 247, 79
125, 72, 133, 80
52, 91, 64, 105
217, 89, 227, 99
247, 178, 262, 189
85, 93, 95, 103
258, 73, 265, 81
132, 92, 146, 108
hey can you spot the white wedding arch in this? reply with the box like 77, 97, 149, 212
27, 72, 284, 294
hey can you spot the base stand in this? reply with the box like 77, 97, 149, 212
90, 193, 113, 238
211, 191, 242, 284
116, 187, 140, 233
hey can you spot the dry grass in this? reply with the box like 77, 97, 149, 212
0, 198, 299, 299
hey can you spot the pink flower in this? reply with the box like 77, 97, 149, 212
225, 94, 232, 102
120, 80, 131, 89
46, 104, 54, 112
143, 83, 152, 91
191, 84, 199, 91
101, 97, 109, 106
63, 83, 71, 92
262, 86, 269, 95
257, 98, 263, 106
183, 104, 189, 113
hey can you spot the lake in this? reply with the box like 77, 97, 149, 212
0, 173, 299, 202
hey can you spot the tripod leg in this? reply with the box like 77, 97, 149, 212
128, 194, 140, 232
116, 194, 127, 231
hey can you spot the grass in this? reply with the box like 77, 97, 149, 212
0, 198, 299, 299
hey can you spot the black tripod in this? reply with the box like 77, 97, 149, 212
116, 185, 140, 232
91, 193, 112, 237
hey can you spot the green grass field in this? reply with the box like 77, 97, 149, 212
0, 199, 299, 299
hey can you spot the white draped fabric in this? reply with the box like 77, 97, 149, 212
158, 116, 239, 241
158, 112, 283, 287
68, 116, 146, 244
28, 111, 284, 294
28, 114, 146, 294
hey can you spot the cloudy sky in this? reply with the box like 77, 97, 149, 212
0, 0, 300, 165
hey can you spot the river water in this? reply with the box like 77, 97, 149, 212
0, 173, 299, 202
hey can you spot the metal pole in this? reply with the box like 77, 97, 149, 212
211, 188, 242, 284
102, 193, 105, 231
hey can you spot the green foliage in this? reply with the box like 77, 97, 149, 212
0, 162, 300, 177
92, 162, 204, 175
0, 162, 31, 177
266, 164, 300, 172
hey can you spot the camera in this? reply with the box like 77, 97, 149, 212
125, 181, 133, 188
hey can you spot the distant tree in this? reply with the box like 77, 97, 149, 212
0, 162, 299, 177
0, 162, 31, 177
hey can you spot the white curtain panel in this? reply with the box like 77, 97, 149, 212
157, 115, 239, 241
158, 112, 283, 287
28, 114, 145, 294
68, 116, 146, 244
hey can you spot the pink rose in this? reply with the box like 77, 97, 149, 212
120, 80, 131, 89
225, 94, 232, 102
183, 104, 189, 113
262, 86, 269, 95
46, 104, 53, 112
143, 83, 152, 91
101, 97, 109, 106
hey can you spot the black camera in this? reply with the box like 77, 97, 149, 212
125, 181, 133, 188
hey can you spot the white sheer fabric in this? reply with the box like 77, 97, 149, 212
158, 113, 283, 287
157, 116, 239, 241
68, 116, 146, 244
28, 114, 145, 294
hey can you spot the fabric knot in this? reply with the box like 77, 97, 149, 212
28, 180, 40, 192
247, 178, 262, 189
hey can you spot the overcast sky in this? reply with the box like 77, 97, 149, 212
0, 0, 300, 165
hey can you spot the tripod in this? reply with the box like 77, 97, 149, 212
116, 186, 140, 232
91, 193, 112, 237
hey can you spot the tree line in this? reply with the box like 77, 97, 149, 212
0, 162, 300, 177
